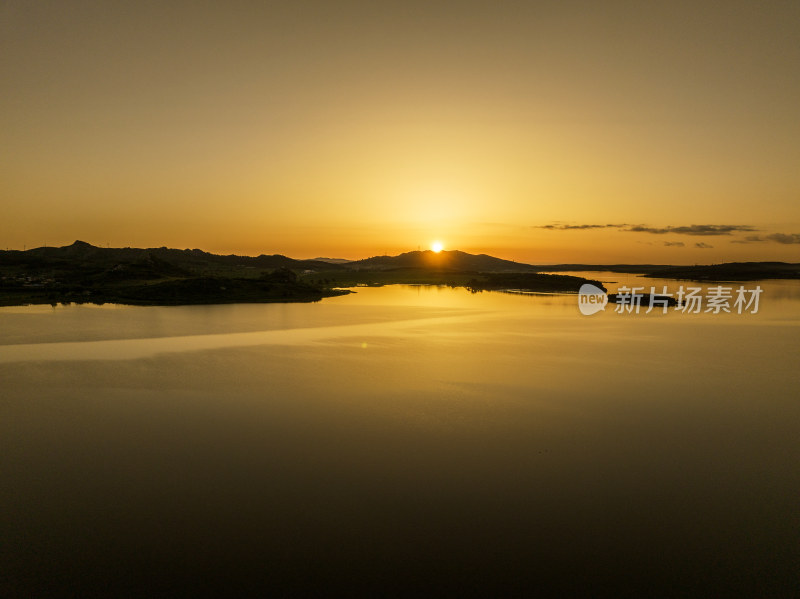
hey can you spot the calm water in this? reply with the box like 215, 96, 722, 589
2, 277, 799, 597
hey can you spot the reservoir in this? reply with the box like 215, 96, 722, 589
2, 278, 799, 596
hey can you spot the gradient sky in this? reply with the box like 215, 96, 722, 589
2, 0, 799, 263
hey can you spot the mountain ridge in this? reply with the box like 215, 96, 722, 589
347, 249, 539, 272
4, 240, 344, 272
3, 242, 542, 273
4, 241, 798, 281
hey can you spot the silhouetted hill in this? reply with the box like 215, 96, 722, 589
0, 242, 347, 306
643, 262, 800, 281
6, 241, 343, 272
348, 250, 538, 272
5, 242, 796, 306
521, 262, 800, 280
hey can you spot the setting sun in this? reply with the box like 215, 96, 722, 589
431, 241, 444, 253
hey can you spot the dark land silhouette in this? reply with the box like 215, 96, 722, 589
1, 241, 797, 306
347, 249, 539, 271
0, 241, 346, 306
641, 261, 800, 281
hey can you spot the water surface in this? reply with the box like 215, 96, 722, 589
2, 281, 799, 596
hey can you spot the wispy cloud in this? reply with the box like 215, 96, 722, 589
537, 223, 755, 236
627, 224, 756, 236
537, 223, 624, 230
695, 242, 714, 249
663, 241, 685, 247
765, 233, 800, 244
731, 233, 800, 244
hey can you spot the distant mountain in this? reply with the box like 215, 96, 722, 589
529, 261, 800, 280
4, 243, 541, 274
313, 257, 352, 264
346, 250, 539, 272
3, 241, 343, 272
9, 244, 796, 281
0, 241, 348, 306
642, 262, 800, 281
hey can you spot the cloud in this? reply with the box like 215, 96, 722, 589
627, 224, 755, 236
766, 233, 800, 244
731, 235, 764, 244
538, 223, 755, 236
731, 233, 800, 244
537, 224, 624, 230
538, 221, 800, 246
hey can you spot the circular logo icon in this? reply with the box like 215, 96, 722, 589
578, 283, 608, 315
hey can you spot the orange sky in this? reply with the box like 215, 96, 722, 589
2, 1, 799, 264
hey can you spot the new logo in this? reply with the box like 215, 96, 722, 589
578, 283, 608, 315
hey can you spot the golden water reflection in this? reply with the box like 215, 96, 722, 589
1, 282, 799, 595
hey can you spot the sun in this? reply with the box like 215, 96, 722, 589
431, 241, 444, 253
